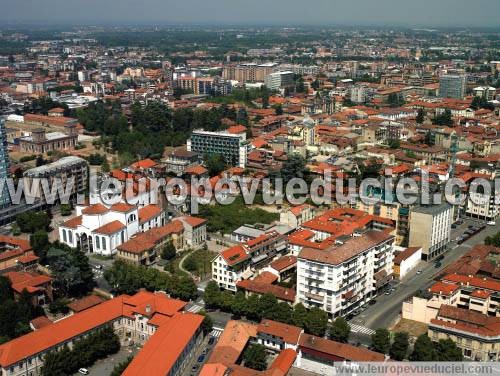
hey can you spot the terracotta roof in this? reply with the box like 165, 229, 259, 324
0, 291, 186, 368
289, 203, 311, 216
81, 203, 109, 215
66, 295, 105, 313
441, 273, 500, 293
257, 319, 302, 345
184, 165, 208, 175
299, 333, 386, 361
227, 125, 247, 134
60, 215, 82, 229
5, 271, 52, 294
130, 158, 156, 170
429, 281, 459, 296
110, 202, 136, 213
118, 221, 184, 254
393, 247, 421, 265
208, 320, 258, 365
0, 235, 32, 253
17, 254, 39, 264
122, 313, 203, 376
138, 204, 162, 223
299, 231, 394, 266
221, 245, 249, 266
178, 216, 207, 227
270, 256, 297, 272
253, 271, 279, 285
236, 280, 295, 302
93, 220, 126, 235
29, 316, 52, 330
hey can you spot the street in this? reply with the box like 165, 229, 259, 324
350, 217, 500, 334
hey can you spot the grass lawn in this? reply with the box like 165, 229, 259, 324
182, 249, 218, 278
198, 196, 279, 234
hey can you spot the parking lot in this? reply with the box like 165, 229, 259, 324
73, 345, 138, 376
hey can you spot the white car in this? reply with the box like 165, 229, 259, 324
487, 221, 496, 226
78, 369, 89, 375
416, 270, 423, 274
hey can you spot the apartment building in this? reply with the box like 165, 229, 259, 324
428, 305, 500, 361
408, 203, 452, 261
465, 178, 499, 221
264, 71, 294, 91
0, 291, 203, 376
23, 156, 88, 204
222, 62, 277, 83
163, 149, 199, 176
212, 231, 288, 291
297, 231, 395, 317
187, 129, 250, 168
439, 74, 466, 99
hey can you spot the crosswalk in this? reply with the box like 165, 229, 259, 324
349, 323, 375, 336
210, 328, 223, 338
186, 304, 203, 313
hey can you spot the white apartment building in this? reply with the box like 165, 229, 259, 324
466, 180, 499, 221
297, 231, 395, 317
212, 231, 287, 291
408, 203, 452, 261
58, 202, 165, 256
264, 71, 295, 91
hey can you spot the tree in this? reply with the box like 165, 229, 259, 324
390, 331, 409, 360
435, 338, 463, 361
243, 344, 268, 371
30, 230, 49, 260
205, 153, 227, 176
304, 307, 328, 337
410, 334, 436, 361
485, 231, 500, 247
183, 256, 197, 272
416, 108, 425, 124
371, 328, 391, 354
388, 139, 400, 149
59, 204, 72, 216
329, 317, 351, 343
204, 281, 221, 309
434, 109, 453, 126
280, 153, 307, 184
292, 303, 308, 328
110, 356, 133, 376
161, 240, 177, 260
198, 310, 214, 336
232, 291, 248, 317
16, 212, 51, 233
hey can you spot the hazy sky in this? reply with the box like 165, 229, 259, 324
0, 0, 499, 28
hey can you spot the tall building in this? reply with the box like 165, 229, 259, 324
439, 74, 466, 99
296, 231, 395, 317
222, 63, 277, 83
0, 119, 10, 208
187, 128, 250, 168
264, 71, 294, 91
408, 203, 452, 261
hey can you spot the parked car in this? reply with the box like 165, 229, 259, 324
487, 221, 496, 226
416, 270, 423, 274
434, 262, 442, 268
197, 355, 205, 363
451, 224, 457, 229
208, 337, 215, 345
78, 369, 89, 375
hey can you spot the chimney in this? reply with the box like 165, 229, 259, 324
145, 304, 151, 314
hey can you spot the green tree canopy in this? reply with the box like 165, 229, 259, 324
329, 317, 351, 343
371, 328, 391, 354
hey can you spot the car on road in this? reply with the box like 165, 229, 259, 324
487, 221, 496, 226
384, 290, 391, 295
78, 369, 89, 375
434, 262, 442, 268
451, 224, 457, 229
94, 264, 103, 270
416, 269, 423, 274
197, 355, 205, 363
208, 336, 215, 345
369, 299, 377, 305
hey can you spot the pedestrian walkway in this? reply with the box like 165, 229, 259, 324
349, 323, 375, 336
210, 328, 223, 338
186, 303, 203, 313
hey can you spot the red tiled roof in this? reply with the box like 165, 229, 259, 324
81, 203, 109, 215
184, 165, 208, 175
429, 281, 459, 296
110, 202, 136, 213
299, 333, 386, 361
299, 231, 394, 266
257, 319, 302, 345
221, 245, 249, 266
253, 271, 279, 285
29, 316, 52, 330
0, 235, 32, 253
66, 295, 105, 313
60, 215, 82, 229
138, 204, 162, 223
93, 220, 126, 235
0, 291, 186, 368
236, 279, 295, 302
227, 125, 247, 134
270, 256, 297, 272
130, 158, 156, 170
441, 273, 500, 293
118, 221, 184, 254
5, 271, 52, 294
178, 216, 207, 227
393, 247, 421, 265
122, 313, 204, 376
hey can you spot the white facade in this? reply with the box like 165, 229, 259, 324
296, 232, 394, 317
59, 203, 164, 256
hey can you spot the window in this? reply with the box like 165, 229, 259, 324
102, 237, 107, 250
68, 231, 73, 243
62, 229, 67, 242
95, 236, 100, 249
